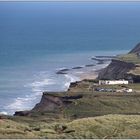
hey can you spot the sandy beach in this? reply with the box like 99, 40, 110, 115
74, 63, 109, 81
78, 71, 99, 80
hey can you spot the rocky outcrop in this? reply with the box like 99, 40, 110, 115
14, 111, 30, 116
72, 66, 83, 69
98, 42, 140, 80
98, 59, 136, 80
56, 69, 69, 74
129, 42, 140, 54
68, 81, 81, 89
32, 93, 64, 112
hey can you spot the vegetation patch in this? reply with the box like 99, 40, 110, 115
116, 53, 140, 64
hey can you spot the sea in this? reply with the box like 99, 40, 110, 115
0, 1, 140, 115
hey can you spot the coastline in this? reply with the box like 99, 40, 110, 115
1, 2, 140, 138
0, 54, 113, 116
56, 56, 113, 81
75, 63, 110, 81
0, 56, 111, 115
0, 49, 127, 115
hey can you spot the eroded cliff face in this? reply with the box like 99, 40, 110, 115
32, 93, 83, 112
98, 59, 136, 80
129, 42, 140, 54
32, 93, 64, 112
98, 42, 140, 80
127, 73, 140, 83
14, 93, 83, 116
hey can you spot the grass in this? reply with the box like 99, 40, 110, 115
114, 53, 140, 75
116, 53, 140, 64
64, 114, 140, 139
64, 92, 140, 118
68, 79, 140, 92
128, 65, 140, 75
127, 83, 140, 90
0, 119, 39, 139
1, 114, 140, 139
96, 83, 140, 91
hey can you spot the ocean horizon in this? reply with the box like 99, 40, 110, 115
0, 1, 140, 114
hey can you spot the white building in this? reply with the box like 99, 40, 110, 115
99, 80, 129, 85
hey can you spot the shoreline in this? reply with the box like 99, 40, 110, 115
0, 56, 111, 116
55, 55, 112, 81
75, 63, 109, 81
65, 64, 109, 83
78, 70, 99, 80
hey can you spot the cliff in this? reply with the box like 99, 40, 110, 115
129, 42, 140, 54
14, 92, 83, 116
32, 93, 64, 112
98, 42, 140, 80
32, 92, 83, 112
98, 59, 135, 80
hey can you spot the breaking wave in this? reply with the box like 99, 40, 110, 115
5, 71, 80, 115
64, 74, 80, 89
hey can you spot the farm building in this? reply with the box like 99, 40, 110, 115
99, 80, 129, 85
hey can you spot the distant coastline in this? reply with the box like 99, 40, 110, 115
0, 50, 126, 115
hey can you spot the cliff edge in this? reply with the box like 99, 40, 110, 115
14, 92, 83, 116
98, 59, 135, 80
129, 42, 140, 54
98, 43, 140, 80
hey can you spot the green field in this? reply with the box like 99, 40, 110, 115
116, 53, 140, 64
114, 53, 140, 75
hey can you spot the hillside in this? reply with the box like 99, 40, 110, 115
1, 114, 140, 139
98, 43, 140, 81
129, 42, 140, 54
13, 83, 140, 118
98, 59, 136, 80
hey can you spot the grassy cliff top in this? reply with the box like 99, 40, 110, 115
116, 53, 140, 64
114, 53, 140, 75
128, 66, 140, 75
